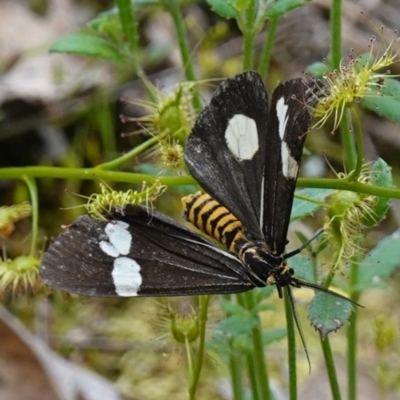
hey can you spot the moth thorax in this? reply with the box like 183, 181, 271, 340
181, 191, 245, 252
239, 243, 292, 286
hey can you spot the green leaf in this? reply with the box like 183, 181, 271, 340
306, 61, 330, 79
362, 158, 392, 226
287, 254, 314, 283
132, 0, 160, 7
361, 78, 400, 122
254, 285, 275, 303
221, 297, 274, 316
253, 303, 276, 313
355, 228, 400, 291
206, 334, 234, 358
217, 315, 259, 336
262, 328, 287, 346
90, 0, 161, 17
88, 11, 121, 33
308, 292, 353, 337
291, 188, 332, 221
206, 0, 239, 19
264, 0, 311, 18
49, 34, 124, 61
220, 300, 246, 315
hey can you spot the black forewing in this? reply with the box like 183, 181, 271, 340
40, 206, 256, 297
185, 71, 268, 239
262, 79, 316, 254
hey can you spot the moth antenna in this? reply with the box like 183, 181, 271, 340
286, 285, 311, 373
283, 229, 324, 259
291, 277, 363, 308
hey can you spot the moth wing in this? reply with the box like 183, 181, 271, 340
185, 71, 268, 238
40, 206, 255, 297
262, 79, 317, 254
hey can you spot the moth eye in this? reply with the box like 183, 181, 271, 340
289, 268, 295, 275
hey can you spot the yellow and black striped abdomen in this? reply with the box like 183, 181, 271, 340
182, 192, 245, 252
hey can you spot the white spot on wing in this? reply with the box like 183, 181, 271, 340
276, 97, 289, 140
98, 220, 140, 295
112, 257, 142, 296
225, 114, 259, 160
99, 240, 120, 257
103, 220, 132, 255
281, 142, 299, 179
276, 97, 299, 179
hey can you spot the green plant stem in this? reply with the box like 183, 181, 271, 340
246, 350, 261, 400
297, 178, 400, 198
116, 0, 158, 102
96, 132, 169, 170
339, 110, 357, 172
223, 294, 245, 400
284, 288, 297, 400
244, 291, 271, 400
347, 262, 360, 400
330, 0, 342, 70
3, 167, 400, 198
322, 273, 334, 289
331, 0, 358, 172
185, 337, 194, 396
347, 107, 363, 182
116, 0, 142, 74
229, 352, 245, 400
236, 293, 261, 400
189, 295, 210, 400
23, 176, 38, 256
347, 308, 358, 400
320, 337, 342, 400
0, 167, 195, 186
94, 90, 117, 158
242, 0, 257, 70
165, 0, 202, 112
257, 17, 279, 78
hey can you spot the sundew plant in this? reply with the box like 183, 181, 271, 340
1, 1, 400, 400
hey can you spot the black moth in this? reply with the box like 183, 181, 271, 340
40, 71, 353, 356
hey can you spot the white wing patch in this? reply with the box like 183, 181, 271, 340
276, 97, 289, 140
99, 220, 141, 296
280, 143, 299, 179
112, 257, 142, 296
100, 220, 132, 256
276, 97, 299, 179
225, 114, 259, 160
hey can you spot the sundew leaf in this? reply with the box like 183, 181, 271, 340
361, 78, 400, 122
355, 228, 400, 291
264, 0, 311, 18
291, 188, 332, 222
308, 292, 353, 337
50, 34, 124, 62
